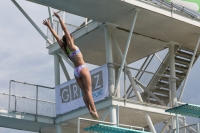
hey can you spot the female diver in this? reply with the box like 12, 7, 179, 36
43, 12, 99, 120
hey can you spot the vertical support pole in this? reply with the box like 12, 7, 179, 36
77, 118, 80, 133
109, 106, 116, 125
8, 80, 12, 110
178, 36, 200, 101
197, 123, 200, 133
114, 9, 139, 96
56, 124, 62, 133
36, 85, 38, 121
169, 43, 177, 131
169, 43, 177, 107
11, 0, 53, 45
104, 24, 116, 124
116, 105, 119, 127
176, 113, 179, 133
124, 66, 126, 99
104, 25, 115, 96
183, 117, 186, 133
54, 54, 62, 133
48, 7, 54, 29
54, 54, 60, 86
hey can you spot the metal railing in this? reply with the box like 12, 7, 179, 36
172, 123, 200, 133
8, 80, 56, 117
149, 0, 200, 19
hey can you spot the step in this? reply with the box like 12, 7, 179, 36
153, 89, 169, 95
156, 81, 169, 88
149, 100, 160, 105
177, 50, 193, 60
153, 94, 169, 101
175, 64, 188, 72
165, 69, 186, 77
175, 57, 190, 66
160, 76, 181, 82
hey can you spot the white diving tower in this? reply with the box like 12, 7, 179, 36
1, 0, 200, 132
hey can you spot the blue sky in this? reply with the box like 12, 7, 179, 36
1, 0, 200, 132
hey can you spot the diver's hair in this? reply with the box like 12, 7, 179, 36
62, 35, 66, 44
62, 34, 74, 45
62, 35, 72, 60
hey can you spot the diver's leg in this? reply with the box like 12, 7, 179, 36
75, 76, 91, 112
80, 67, 99, 119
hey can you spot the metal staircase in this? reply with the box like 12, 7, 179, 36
127, 46, 199, 105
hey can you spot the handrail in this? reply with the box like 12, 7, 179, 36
108, 63, 181, 81
10, 80, 54, 89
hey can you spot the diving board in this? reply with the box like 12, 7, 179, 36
84, 124, 151, 133
165, 103, 200, 118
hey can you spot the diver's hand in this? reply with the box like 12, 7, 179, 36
54, 12, 60, 18
43, 19, 50, 27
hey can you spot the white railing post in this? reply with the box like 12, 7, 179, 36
8, 80, 12, 110
77, 118, 80, 133
36, 85, 38, 121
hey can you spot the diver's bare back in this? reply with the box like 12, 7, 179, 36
67, 45, 85, 67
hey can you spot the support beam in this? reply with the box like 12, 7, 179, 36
54, 54, 60, 86
59, 57, 71, 81
11, 0, 53, 45
144, 113, 157, 133
111, 21, 156, 133
104, 24, 116, 124
169, 43, 177, 130
161, 118, 172, 133
169, 43, 177, 107
111, 32, 142, 101
134, 79, 166, 106
104, 25, 115, 96
56, 124, 62, 133
109, 106, 116, 125
114, 9, 139, 96
100, 108, 109, 121
48, 7, 56, 42
178, 36, 200, 101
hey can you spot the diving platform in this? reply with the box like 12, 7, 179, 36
27, 0, 200, 66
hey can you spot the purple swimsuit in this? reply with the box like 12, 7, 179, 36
67, 48, 85, 78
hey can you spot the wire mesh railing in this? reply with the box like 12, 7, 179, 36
149, 0, 200, 19
8, 80, 56, 117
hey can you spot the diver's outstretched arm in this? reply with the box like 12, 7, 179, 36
43, 19, 64, 49
54, 12, 74, 47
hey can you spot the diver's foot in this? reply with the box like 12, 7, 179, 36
90, 111, 99, 120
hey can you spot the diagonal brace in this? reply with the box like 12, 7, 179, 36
11, 0, 53, 45
134, 79, 166, 106
114, 9, 140, 96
